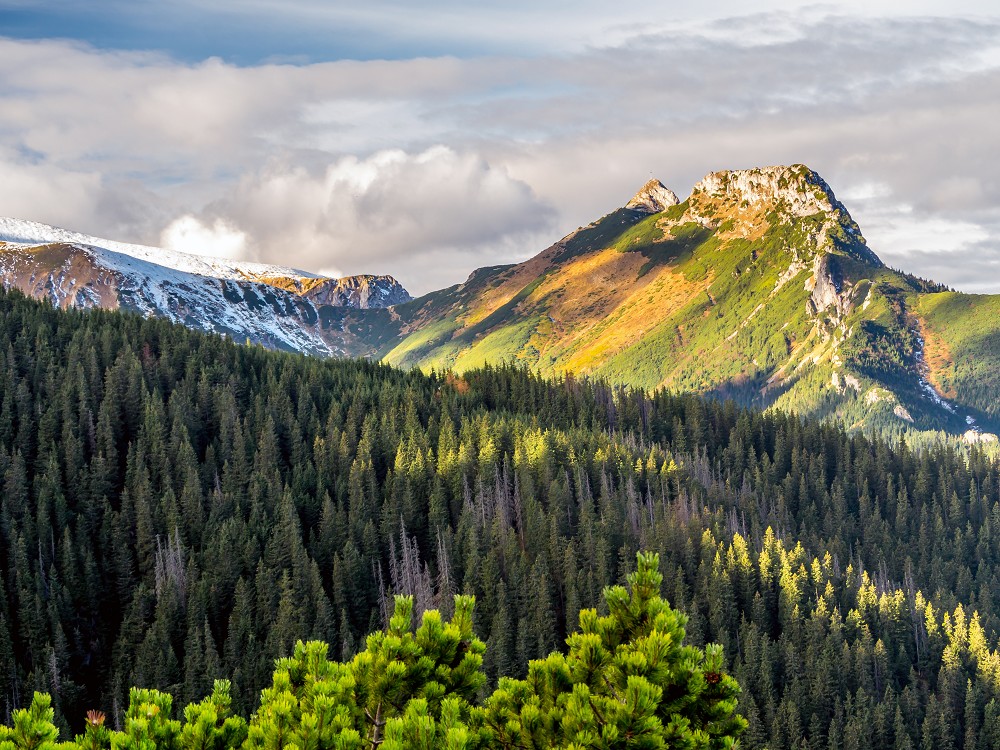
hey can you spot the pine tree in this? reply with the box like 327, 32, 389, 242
478, 552, 746, 749
0, 693, 61, 750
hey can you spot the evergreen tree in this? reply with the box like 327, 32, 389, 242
478, 553, 745, 749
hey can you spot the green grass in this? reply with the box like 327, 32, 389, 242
632, 222, 714, 278
455, 273, 549, 344
591, 215, 813, 390
383, 316, 463, 368
452, 316, 541, 372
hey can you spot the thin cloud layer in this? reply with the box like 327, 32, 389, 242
1, 10, 999, 294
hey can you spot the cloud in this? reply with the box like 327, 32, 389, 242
2, 10, 1000, 295
0, 148, 101, 225
161, 215, 248, 261
197, 146, 554, 292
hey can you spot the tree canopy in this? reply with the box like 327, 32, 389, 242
0, 552, 744, 749
3, 287, 1000, 749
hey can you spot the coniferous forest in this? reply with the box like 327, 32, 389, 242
5, 287, 1000, 748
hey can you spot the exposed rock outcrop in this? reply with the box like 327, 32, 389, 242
686, 165, 883, 265
303, 275, 412, 308
807, 253, 853, 319
692, 164, 843, 218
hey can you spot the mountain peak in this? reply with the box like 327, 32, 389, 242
691, 164, 843, 218
626, 179, 680, 214
685, 164, 882, 266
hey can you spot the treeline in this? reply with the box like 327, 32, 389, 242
3, 287, 1000, 748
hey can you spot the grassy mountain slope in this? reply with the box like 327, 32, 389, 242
915, 292, 1000, 421
338, 165, 997, 442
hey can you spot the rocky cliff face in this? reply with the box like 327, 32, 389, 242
692, 165, 843, 218
303, 275, 412, 308
685, 165, 883, 266
807, 253, 854, 319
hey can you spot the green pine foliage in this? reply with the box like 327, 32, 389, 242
0, 558, 744, 749
480, 552, 745, 749
5, 286, 1000, 748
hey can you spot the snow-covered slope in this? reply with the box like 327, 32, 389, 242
0, 217, 318, 284
0, 217, 411, 357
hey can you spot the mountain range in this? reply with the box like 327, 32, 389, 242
0, 217, 411, 357
3, 164, 998, 443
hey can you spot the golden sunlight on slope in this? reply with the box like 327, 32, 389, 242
459, 253, 553, 328
245, 274, 327, 294
916, 315, 958, 400
559, 262, 706, 372
412, 214, 714, 373
471, 240, 708, 374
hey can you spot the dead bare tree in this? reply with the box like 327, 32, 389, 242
388, 519, 434, 622
153, 528, 186, 604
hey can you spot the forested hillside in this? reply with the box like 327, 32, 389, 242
4, 286, 1000, 748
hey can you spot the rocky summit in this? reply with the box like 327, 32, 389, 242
625, 178, 680, 214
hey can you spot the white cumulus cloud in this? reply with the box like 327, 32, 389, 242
161, 216, 249, 261
193, 145, 554, 292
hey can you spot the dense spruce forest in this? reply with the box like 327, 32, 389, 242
4, 285, 1000, 748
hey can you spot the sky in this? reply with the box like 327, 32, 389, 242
1, 1, 999, 295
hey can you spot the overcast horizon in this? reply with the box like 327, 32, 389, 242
2, 1, 999, 295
